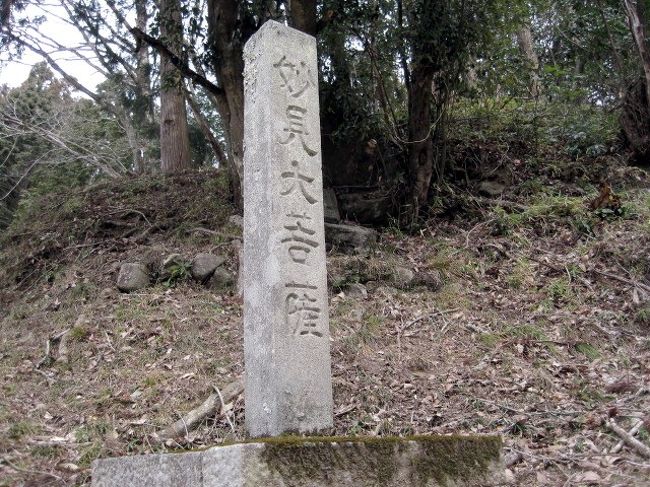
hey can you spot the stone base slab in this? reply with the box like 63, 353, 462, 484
92, 435, 505, 487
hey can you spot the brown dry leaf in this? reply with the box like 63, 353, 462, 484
535, 471, 549, 484
56, 462, 80, 473
574, 471, 602, 484
604, 379, 636, 394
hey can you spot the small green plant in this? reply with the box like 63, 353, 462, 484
508, 419, 527, 436
386, 217, 405, 238
576, 384, 605, 405
504, 324, 547, 341
479, 333, 499, 348
547, 277, 571, 303
78, 442, 103, 468
347, 420, 372, 436
70, 281, 97, 301
143, 373, 161, 388
74, 426, 92, 443
31, 444, 63, 459
635, 305, 650, 327
569, 215, 594, 237
492, 195, 587, 235
163, 262, 192, 287
70, 325, 89, 341
594, 206, 627, 220
358, 314, 382, 343
574, 342, 600, 360
9, 421, 38, 439
507, 258, 533, 289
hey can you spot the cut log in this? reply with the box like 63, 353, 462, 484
154, 379, 243, 441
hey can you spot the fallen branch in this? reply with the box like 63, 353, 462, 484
1, 457, 62, 480
154, 379, 243, 441
607, 419, 650, 459
35, 328, 70, 369
469, 195, 528, 211
611, 419, 644, 454
590, 268, 650, 294
188, 227, 241, 241
533, 247, 650, 293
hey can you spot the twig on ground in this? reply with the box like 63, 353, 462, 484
213, 385, 235, 433
334, 404, 356, 417
607, 419, 650, 459
153, 379, 243, 442
35, 328, 70, 369
477, 397, 585, 417
469, 195, 528, 211
590, 268, 650, 294
611, 420, 644, 454
1, 456, 62, 480
107, 207, 152, 226
188, 227, 240, 241
465, 219, 495, 248
533, 247, 650, 292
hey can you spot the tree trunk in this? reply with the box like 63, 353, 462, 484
135, 0, 153, 123
624, 0, 650, 109
404, 0, 440, 226
159, 0, 191, 173
134, 0, 153, 173
407, 64, 435, 223
597, 0, 626, 98
397, 0, 411, 89
516, 24, 540, 98
289, 0, 317, 36
185, 86, 228, 167
207, 0, 250, 208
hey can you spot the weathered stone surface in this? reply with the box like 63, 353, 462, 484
116, 263, 150, 292
243, 20, 333, 437
93, 436, 505, 487
390, 268, 443, 291
323, 188, 340, 223
344, 282, 368, 299
162, 253, 184, 269
391, 265, 415, 289
325, 222, 378, 253
209, 268, 235, 291
337, 188, 393, 225
92, 451, 202, 487
141, 246, 166, 272
191, 253, 226, 283
413, 270, 443, 291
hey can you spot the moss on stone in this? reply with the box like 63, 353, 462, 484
412, 435, 502, 485
245, 435, 502, 486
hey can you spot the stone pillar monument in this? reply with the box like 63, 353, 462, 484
242, 20, 333, 437
90, 20, 504, 487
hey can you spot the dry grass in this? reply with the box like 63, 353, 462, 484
1, 168, 649, 486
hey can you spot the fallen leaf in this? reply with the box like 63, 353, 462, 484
575, 471, 601, 484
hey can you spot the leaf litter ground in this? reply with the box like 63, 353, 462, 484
0, 165, 649, 486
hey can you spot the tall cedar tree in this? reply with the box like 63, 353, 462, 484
159, 0, 191, 173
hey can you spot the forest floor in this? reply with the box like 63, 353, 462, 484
0, 155, 649, 486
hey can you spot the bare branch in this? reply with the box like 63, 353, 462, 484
130, 27, 224, 98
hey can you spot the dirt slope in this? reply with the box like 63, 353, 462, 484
1, 163, 649, 486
